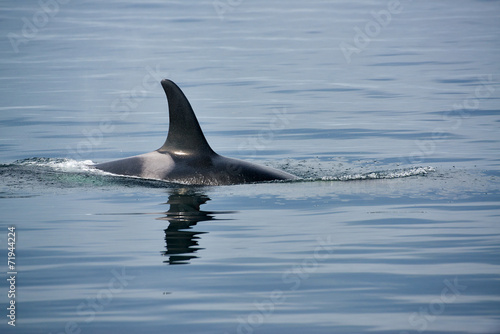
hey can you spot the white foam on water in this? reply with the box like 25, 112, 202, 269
15, 157, 96, 173
322, 166, 436, 181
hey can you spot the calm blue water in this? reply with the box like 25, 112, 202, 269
1, 1, 500, 333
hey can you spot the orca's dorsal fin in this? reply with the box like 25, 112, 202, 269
157, 79, 216, 156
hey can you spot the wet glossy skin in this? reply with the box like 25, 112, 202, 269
95, 79, 297, 185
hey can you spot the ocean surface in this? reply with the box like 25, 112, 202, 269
1, 1, 500, 333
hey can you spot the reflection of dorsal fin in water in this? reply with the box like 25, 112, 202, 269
162, 230, 207, 265
162, 193, 214, 225
158, 191, 233, 265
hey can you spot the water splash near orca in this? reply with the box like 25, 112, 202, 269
1, 157, 435, 193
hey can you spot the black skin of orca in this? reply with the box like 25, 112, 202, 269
94, 79, 298, 186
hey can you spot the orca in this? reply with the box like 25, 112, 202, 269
94, 79, 298, 185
